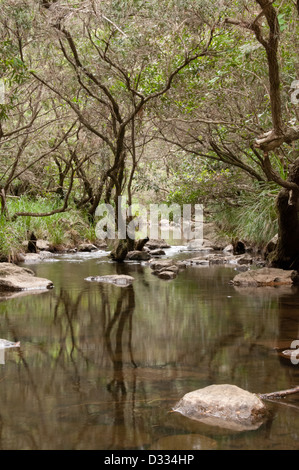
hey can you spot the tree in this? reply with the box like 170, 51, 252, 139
10, 0, 216, 259
0, 1, 80, 219
34, 0, 215, 211
156, 0, 299, 267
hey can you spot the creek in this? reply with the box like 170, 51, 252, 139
0, 247, 298, 450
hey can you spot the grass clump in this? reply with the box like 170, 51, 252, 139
213, 183, 279, 248
0, 195, 97, 259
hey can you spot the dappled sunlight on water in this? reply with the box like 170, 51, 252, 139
0, 250, 298, 450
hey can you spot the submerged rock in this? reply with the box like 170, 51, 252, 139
231, 267, 299, 286
173, 384, 268, 431
0, 263, 53, 291
85, 274, 135, 287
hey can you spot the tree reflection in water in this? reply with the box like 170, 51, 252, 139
1, 262, 299, 450
104, 285, 137, 398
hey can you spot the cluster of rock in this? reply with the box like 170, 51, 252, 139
183, 252, 260, 268
124, 239, 171, 262
149, 260, 182, 280
2, 224, 295, 295
19, 236, 107, 264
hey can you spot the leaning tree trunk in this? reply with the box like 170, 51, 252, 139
270, 158, 299, 270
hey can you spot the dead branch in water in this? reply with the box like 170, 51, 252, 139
259, 386, 299, 400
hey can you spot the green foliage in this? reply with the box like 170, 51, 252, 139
0, 0, 298, 258
0, 216, 23, 258
0, 196, 96, 258
213, 183, 279, 247
0, 40, 28, 119
167, 160, 240, 205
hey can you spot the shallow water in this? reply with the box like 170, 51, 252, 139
0, 248, 299, 450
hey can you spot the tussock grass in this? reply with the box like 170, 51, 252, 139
213, 184, 279, 248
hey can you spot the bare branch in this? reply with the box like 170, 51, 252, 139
259, 385, 299, 400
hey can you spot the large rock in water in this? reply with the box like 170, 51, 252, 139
232, 267, 299, 286
0, 263, 53, 291
173, 384, 268, 431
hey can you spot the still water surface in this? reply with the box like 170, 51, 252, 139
0, 248, 299, 450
